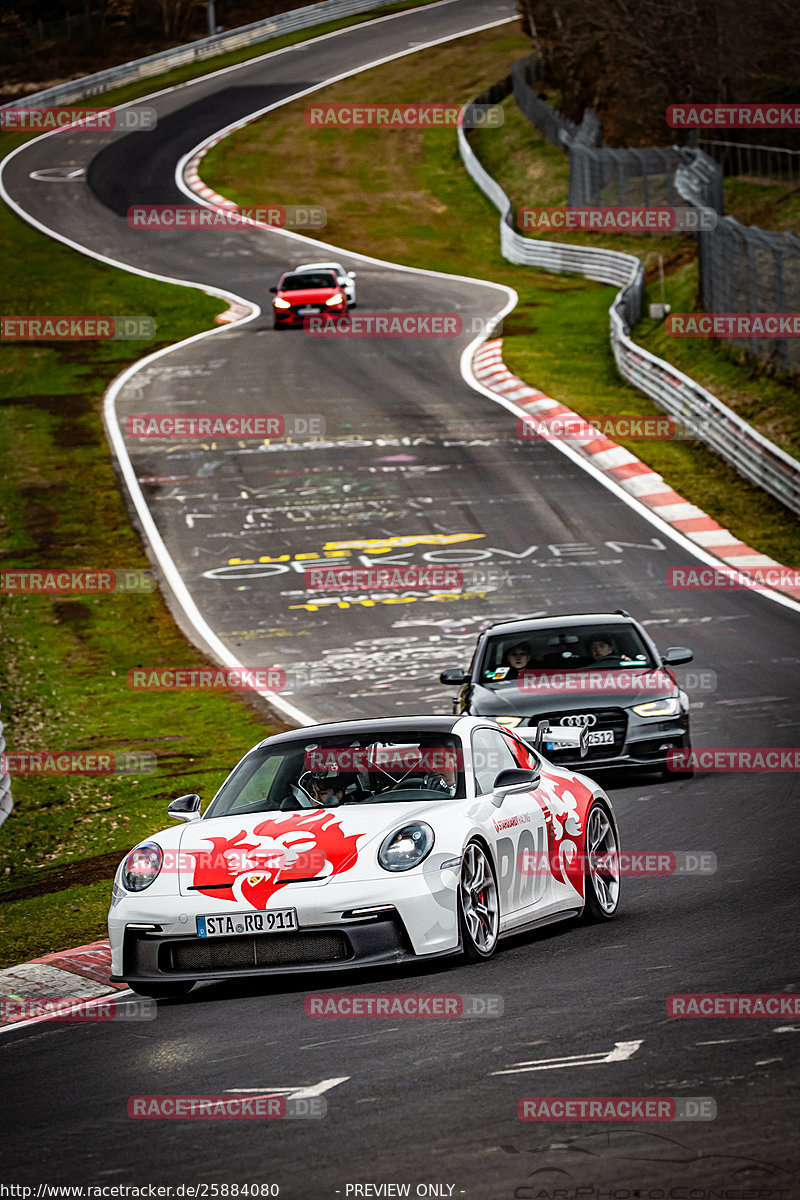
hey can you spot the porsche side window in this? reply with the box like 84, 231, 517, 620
471, 728, 519, 795
500, 731, 539, 772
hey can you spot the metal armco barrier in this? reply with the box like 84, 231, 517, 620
459, 88, 800, 518
0, 0, 411, 111
0, 705, 12, 828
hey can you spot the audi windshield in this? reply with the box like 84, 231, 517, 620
204, 732, 467, 817
479, 623, 655, 689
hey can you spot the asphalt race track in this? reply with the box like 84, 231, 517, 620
1, 1, 799, 1195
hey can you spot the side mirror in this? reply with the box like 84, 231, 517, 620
347, 272, 356, 279
440, 667, 469, 685
491, 767, 540, 807
167, 793, 201, 823
269, 286, 278, 293
534, 720, 588, 757
663, 646, 693, 666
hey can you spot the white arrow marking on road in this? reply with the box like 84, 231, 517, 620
29, 167, 85, 181
491, 1040, 642, 1075
225, 1076, 350, 1098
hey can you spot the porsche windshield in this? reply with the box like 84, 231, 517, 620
205, 732, 465, 818
479, 623, 655, 689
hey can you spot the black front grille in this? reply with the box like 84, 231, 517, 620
166, 931, 350, 973
534, 708, 628, 759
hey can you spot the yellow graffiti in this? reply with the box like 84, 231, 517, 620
323, 535, 485, 550
290, 591, 491, 612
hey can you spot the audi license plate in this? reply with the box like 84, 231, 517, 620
197, 909, 297, 938
587, 730, 614, 745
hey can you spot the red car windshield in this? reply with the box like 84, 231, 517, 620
280, 272, 337, 291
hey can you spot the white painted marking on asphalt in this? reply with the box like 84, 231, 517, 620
755, 1058, 782, 1065
29, 166, 85, 180
225, 1076, 349, 1098
491, 1039, 642, 1075
774, 1025, 800, 1033
301, 1027, 400, 1048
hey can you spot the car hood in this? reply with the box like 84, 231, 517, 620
277, 286, 338, 303
470, 669, 676, 716
173, 802, 445, 904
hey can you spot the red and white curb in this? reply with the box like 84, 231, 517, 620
0, 938, 124, 1028
184, 133, 256, 326
473, 340, 799, 597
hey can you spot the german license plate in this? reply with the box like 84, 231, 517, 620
297, 306, 319, 315
587, 730, 614, 745
197, 908, 298, 938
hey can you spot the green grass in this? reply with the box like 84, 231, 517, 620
202, 31, 800, 564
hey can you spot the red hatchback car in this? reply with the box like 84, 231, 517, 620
270, 269, 346, 328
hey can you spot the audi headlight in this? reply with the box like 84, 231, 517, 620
122, 842, 163, 891
494, 716, 522, 728
378, 823, 434, 872
273, 296, 291, 309
325, 292, 344, 306
632, 697, 680, 717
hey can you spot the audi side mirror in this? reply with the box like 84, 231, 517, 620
440, 667, 469, 685
663, 647, 693, 666
167, 793, 201, 822
491, 767, 540, 807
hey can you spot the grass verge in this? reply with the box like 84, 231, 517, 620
201, 27, 800, 563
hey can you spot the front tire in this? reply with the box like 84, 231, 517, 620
127, 981, 194, 1000
582, 800, 621, 922
458, 842, 500, 960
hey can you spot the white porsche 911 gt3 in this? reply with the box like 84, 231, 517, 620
109, 716, 620, 998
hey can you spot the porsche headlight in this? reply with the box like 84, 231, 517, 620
325, 292, 344, 306
122, 842, 163, 891
273, 296, 291, 309
378, 823, 434, 872
632, 697, 680, 717
494, 716, 522, 728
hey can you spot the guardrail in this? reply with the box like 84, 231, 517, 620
0, 705, 12, 829
460, 88, 800, 518
0, 0, 411, 111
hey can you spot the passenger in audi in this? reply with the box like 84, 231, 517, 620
502, 642, 534, 679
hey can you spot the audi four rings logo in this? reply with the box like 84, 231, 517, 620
562, 714, 597, 726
